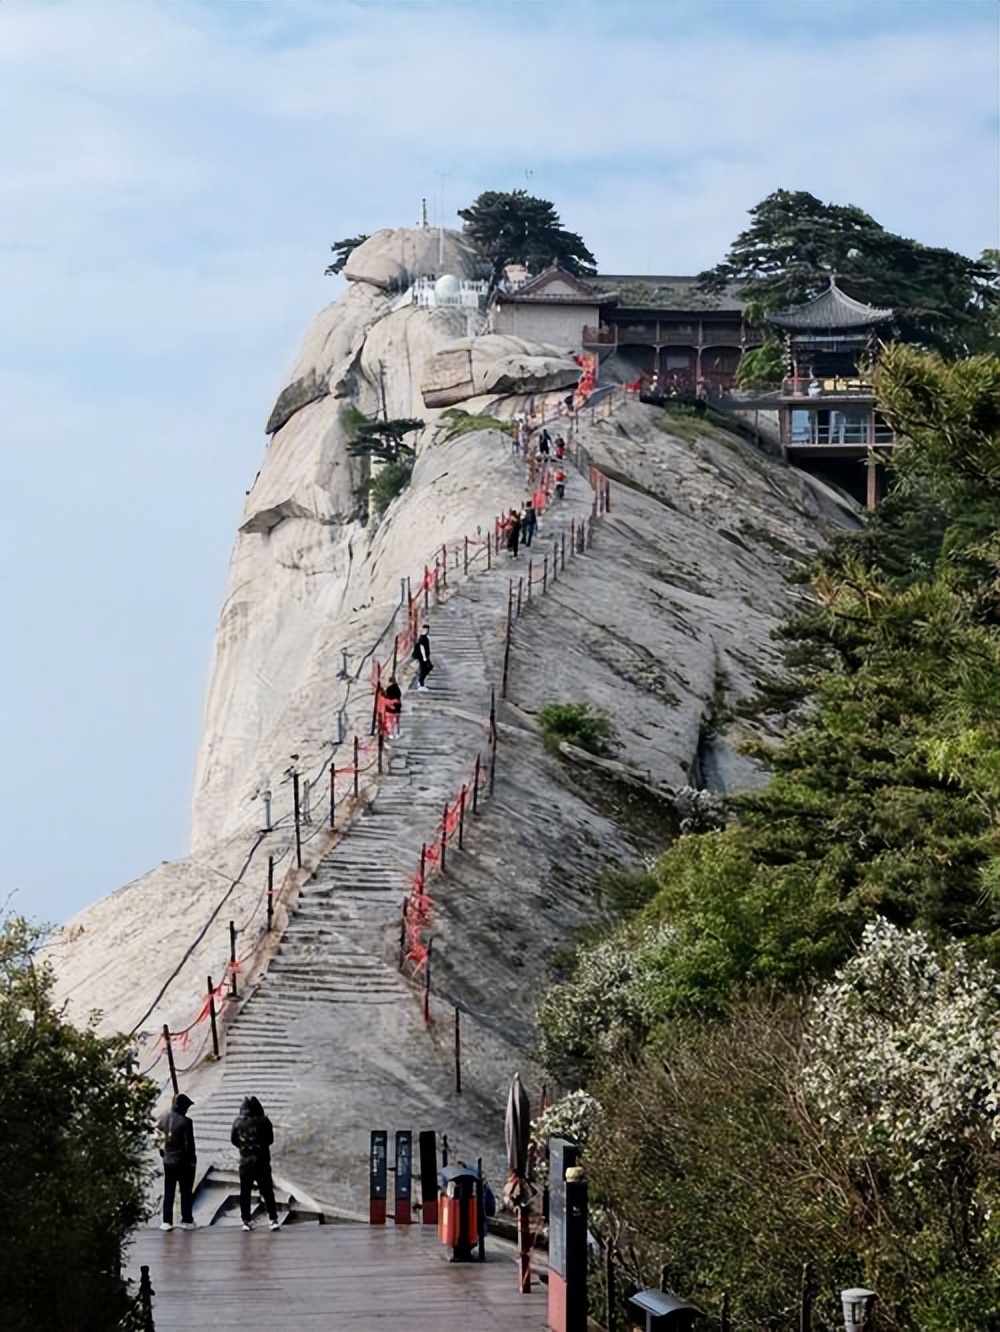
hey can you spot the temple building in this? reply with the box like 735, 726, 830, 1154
489, 267, 762, 392
768, 278, 895, 509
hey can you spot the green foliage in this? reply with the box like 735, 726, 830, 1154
434, 407, 517, 442
458, 189, 597, 290
538, 347, 1000, 1326
0, 915, 156, 1331
735, 337, 785, 389
699, 189, 999, 355
536, 925, 675, 1083
538, 702, 614, 756
368, 459, 414, 514
342, 404, 424, 465
324, 233, 369, 276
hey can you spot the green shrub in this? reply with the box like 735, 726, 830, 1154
369, 460, 413, 513
538, 702, 614, 756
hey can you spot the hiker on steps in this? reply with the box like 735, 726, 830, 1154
506, 508, 522, 559
231, 1096, 280, 1231
158, 1092, 197, 1230
521, 500, 537, 549
413, 626, 433, 691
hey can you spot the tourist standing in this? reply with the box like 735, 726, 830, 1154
231, 1096, 279, 1231
413, 626, 433, 690
158, 1092, 197, 1230
506, 509, 522, 559
521, 501, 537, 548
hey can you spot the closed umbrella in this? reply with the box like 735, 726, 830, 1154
505, 1072, 533, 1294
505, 1072, 531, 1179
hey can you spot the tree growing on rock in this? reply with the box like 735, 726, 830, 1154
700, 189, 999, 356
458, 190, 597, 290
324, 234, 370, 276
0, 914, 156, 1331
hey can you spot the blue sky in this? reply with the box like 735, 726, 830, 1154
1, 0, 997, 926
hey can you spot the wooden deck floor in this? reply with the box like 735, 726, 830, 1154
129, 1223, 550, 1330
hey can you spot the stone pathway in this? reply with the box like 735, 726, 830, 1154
180, 476, 597, 1218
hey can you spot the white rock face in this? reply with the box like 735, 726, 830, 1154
421, 333, 580, 406
45, 230, 859, 1202
343, 226, 480, 289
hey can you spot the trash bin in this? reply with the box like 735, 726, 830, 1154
437, 1164, 479, 1262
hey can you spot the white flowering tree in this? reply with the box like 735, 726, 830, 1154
536, 926, 675, 1082
801, 920, 999, 1325
529, 1090, 602, 1189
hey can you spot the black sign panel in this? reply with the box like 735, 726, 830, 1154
394, 1130, 412, 1202
547, 1137, 579, 1279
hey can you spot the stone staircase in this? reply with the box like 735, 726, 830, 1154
185, 593, 508, 1214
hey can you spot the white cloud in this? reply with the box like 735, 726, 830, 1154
1, 0, 997, 922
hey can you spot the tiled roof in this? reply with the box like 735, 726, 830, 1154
768, 278, 893, 330
584, 275, 748, 312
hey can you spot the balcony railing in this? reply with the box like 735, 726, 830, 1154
782, 376, 875, 399
789, 423, 894, 448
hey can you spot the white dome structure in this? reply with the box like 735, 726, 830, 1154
434, 273, 462, 303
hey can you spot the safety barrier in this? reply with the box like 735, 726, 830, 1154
137, 380, 623, 1094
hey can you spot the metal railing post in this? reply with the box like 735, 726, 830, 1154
207, 976, 219, 1058
229, 921, 238, 997
163, 1024, 179, 1096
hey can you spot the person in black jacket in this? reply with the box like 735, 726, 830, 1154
231, 1095, 279, 1231
413, 627, 433, 691
158, 1092, 197, 1230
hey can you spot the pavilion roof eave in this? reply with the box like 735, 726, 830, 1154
768, 277, 893, 331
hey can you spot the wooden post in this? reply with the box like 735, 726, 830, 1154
441, 544, 448, 587
423, 937, 433, 1025
398, 897, 409, 970
472, 754, 480, 814
561, 530, 566, 571
353, 736, 360, 797
799, 1261, 815, 1332
292, 770, 302, 869
605, 479, 611, 512
163, 1024, 179, 1096
458, 785, 466, 849
454, 1006, 461, 1094
329, 761, 336, 829
392, 635, 399, 676
517, 576, 523, 617
229, 921, 238, 997
570, 517, 575, 555
420, 842, 426, 886
543, 555, 548, 594
407, 576, 412, 614
501, 580, 513, 700
603, 1238, 614, 1323
464, 535, 469, 574
267, 856, 274, 931
527, 558, 533, 601
207, 975, 219, 1058
434, 558, 440, 598
490, 719, 497, 796
440, 802, 448, 872
487, 530, 492, 569
378, 729, 384, 775
518, 1206, 532, 1294
551, 538, 557, 582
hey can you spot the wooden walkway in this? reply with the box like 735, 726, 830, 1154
129, 1223, 550, 1330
